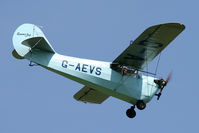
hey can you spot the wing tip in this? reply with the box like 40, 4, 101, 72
164, 22, 185, 30
181, 23, 186, 30
176, 23, 185, 30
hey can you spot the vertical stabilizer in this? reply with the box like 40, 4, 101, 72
12, 24, 55, 58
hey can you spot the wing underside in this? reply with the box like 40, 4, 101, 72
112, 23, 185, 71
74, 86, 109, 104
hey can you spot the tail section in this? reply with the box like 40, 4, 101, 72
12, 23, 55, 59
12, 49, 24, 59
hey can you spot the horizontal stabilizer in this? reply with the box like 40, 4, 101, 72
22, 37, 55, 53
74, 86, 109, 104
12, 50, 24, 59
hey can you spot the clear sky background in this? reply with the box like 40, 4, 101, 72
0, 0, 198, 133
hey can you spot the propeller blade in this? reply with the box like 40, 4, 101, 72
166, 71, 172, 84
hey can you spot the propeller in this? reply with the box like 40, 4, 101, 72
155, 72, 172, 100
165, 71, 172, 85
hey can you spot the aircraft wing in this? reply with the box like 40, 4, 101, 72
111, 23, 185, 71
74, 86, 109, 104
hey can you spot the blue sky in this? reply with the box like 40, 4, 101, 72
0, 0, 198, 133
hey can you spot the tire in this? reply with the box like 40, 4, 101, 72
136, 100, 146, 110
126, 109, 136, 118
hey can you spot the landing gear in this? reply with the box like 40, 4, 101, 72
136, 100, 146, 110
126, 101, 146, 118
126, 106, 136, 118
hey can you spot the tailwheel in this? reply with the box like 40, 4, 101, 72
136, 100, 146, 110
126, 106, 136, 118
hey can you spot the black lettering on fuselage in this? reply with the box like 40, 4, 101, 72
75, 63, 81, 71
82, 64, 88, 73
62, 60, 68, 68
62, 60, 102, 76
95, 67, 102, 75
90, 66, 95, 74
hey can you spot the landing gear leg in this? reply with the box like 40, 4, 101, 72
126, 105, 136, 118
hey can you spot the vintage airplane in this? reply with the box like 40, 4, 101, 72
12, 23, 185, 118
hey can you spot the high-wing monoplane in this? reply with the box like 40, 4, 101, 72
12, 23, 185, 118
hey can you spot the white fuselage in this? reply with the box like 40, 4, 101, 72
26, 50, 159, 105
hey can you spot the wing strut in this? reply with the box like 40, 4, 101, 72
154, 52, 161, 76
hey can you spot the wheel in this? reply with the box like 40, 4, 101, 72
136, 100, 146, 110
126, 108, 136, 118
